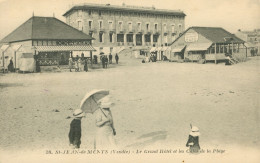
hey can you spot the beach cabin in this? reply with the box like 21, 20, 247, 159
0, 16, 95, 72
169, 27, 246, 63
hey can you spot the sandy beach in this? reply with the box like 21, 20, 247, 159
0, 55, 259, 162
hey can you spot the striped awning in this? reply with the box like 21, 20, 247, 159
172, 45, 186, 52
186, 43, 212, 51
35, 45, 96, 52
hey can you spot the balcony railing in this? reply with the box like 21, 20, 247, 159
89, 28, 97, 32
109, 28, 116, 33
145, 42, 152, 46
145, 29, 153, 34
137, 29, 144, 34
127, 42, 134, 46
117, 42, 124, 46
154, 30, 161, 35
128, 29, 135, 33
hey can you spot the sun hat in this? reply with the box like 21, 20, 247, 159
190, 126, 200, 137
73, 109, 85, 118
98, 96, 114, 108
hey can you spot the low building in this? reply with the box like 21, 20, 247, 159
0, 16, 95, 71
169, 27, 245, 63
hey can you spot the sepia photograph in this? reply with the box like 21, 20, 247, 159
0, 0, 259, 162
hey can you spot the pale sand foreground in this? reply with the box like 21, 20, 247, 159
0, 56, 259, 162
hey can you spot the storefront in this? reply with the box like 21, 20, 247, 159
0, 16, 95, 71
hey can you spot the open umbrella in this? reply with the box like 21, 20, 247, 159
80, 89, 109, 113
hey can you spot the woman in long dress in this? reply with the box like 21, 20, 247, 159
95, 96, 116, 149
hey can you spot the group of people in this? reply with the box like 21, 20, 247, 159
69, 96, 116, 149
100, 53, 119, 69
68, 55, 88, 72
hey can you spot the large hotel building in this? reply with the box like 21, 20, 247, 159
63, 3, 186, 55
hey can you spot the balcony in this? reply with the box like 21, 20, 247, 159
154, 30, 161, 35
145, 29, 153, 34
145, 42, 152, 46
137, 29, 144, 34
128, 29, 135, 33
89, 28, 97, 33
127, 42, 134, 46
109, 28, 116, 33
118, 29, 126, 34
117, 42, 124, 46
98, 28, 105, 33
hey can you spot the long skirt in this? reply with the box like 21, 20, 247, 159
95, 125, 116, 149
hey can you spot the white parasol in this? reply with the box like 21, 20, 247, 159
80, 89, 109, 113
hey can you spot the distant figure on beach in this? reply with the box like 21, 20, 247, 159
95, 96, 116, 149
69, 109, 85, 149
78, 58, 82, 72
101, 55, 105, 68
75, 55, 79, 72
36, 59, 41, 72
84, 59, 88, 72
109, 53, 112, 64
104, 56, 108, 68
115, 53, 119, 64
94, 55, 98, 64
186, 125, 200, 153
142, 59, 145, 63
8, 57, 14, 72
68, 57, 73, 72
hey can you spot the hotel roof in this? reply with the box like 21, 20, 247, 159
63, 3, 186, 17
1, 16, 93, 43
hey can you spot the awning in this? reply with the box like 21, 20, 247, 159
12, 44, 22, 51
172, 45, 186, 52
150, 47, 157, 52
35, 45, 96, 52
186, 43, 212, 51
1, 44, 9, 52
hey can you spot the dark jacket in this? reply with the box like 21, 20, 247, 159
186, 135, 200, 153
69, 119, 82, 148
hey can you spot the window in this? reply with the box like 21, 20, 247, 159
146, 23, 150, 31
118, 22, 123, 31
164, 35, 168, 43
109, 33, 113, 43
117, 34, 124, 42
137, 23, 141, 31
127, 34, 133, 42
99, 21, 103, 29
171, 25, 175, 33
99, 33, 103, 42
128, 22, 132, 31
109, 21, 113, 30
89, 21, 92, 29
154, 24, 158, 31
78, 21, 82, 31
43, 40, 47, 46
178, 24, 182, 31
163, 24, 167, 31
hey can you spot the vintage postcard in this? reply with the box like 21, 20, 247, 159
0, 0, 259, 162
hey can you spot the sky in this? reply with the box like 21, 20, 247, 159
0, 0, 259, 40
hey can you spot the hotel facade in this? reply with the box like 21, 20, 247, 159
63, 3, 186, 55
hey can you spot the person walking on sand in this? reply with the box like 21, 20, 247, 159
104, 56, 108, 68
115, 53, 119, 64
84, 59, 88, 72
69, 109, 85, 149
78, 58, 82, 72
109, 53, 112, 64
68, 57, 73, 72
95, 96, 116, 149
8, 57, 14, 72
186, 125, 200, 153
